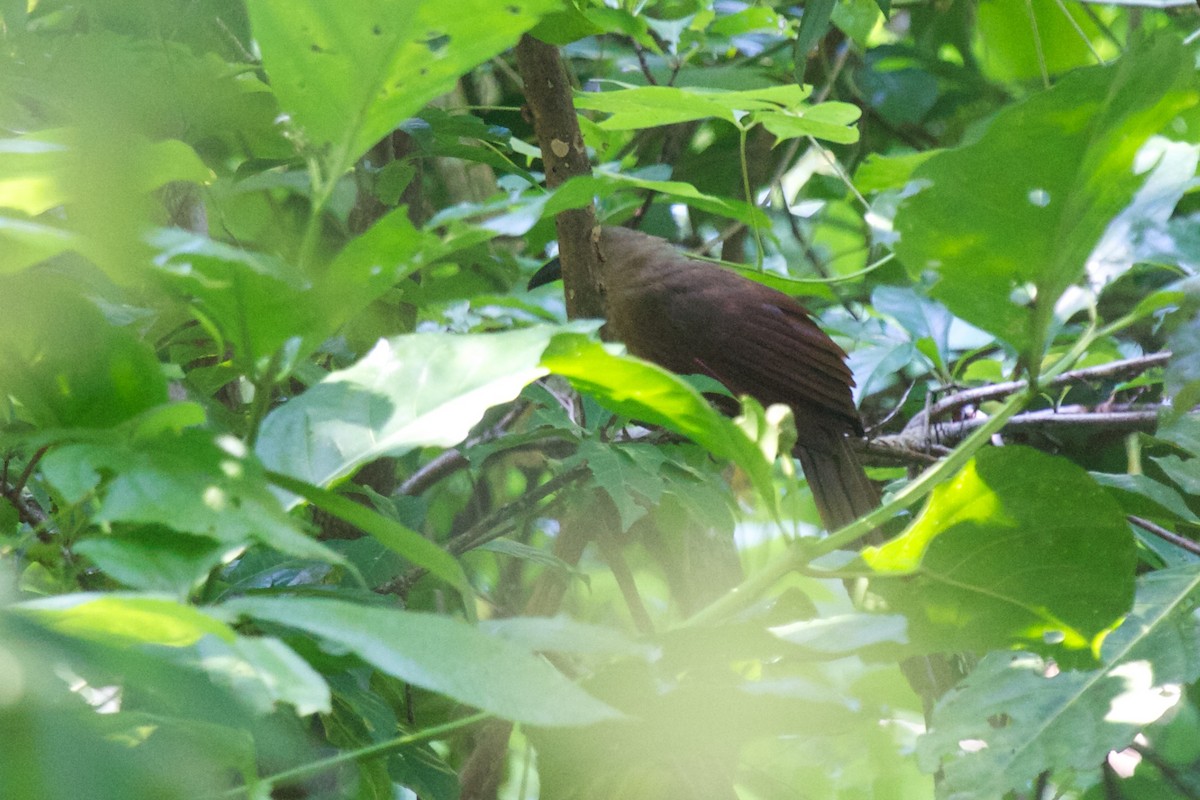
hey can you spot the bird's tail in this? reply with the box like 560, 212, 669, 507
793, 433, 881, 540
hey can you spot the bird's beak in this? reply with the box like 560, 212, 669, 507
527, 257, 562, 290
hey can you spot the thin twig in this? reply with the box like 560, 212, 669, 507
395, 401, 531, 497
13, 445, 48, 496
632, 41, 659, 85
594, 526, 655, 636
377, 464, 590, 596
1128, 515, 1200, 558
698, 42, 854, 259
1, 482, 52, 536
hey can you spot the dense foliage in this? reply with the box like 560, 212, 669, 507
2, 1, 1200, 798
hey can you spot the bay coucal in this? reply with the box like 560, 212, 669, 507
530, 226, 879, 532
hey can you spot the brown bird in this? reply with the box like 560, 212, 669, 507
530, 226, 879, 532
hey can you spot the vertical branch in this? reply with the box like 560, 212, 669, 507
514, 34, 605, 321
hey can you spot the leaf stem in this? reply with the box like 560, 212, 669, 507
244, 347, 284, 448
737, 123, 765, 270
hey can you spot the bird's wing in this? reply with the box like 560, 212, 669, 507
646, 266, 863, 437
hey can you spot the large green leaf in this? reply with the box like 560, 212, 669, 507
19, 594, 330, 716
74, 528, 233, 598
0, 215, 78, 274
864, 446, 1135, 658
219, 596, 622, 727
541, 335, 776, 505
152, 210, 431, 377
895, 36, 1197, 358
574, 84, 810, 128
0, 273, 167, 429
151, 229, 321, 376
573, 83, 860, 144
41, 429, 343, 565
918, 565, 1200, 798
245, 0, 558, 179
0, 129, 208, 217
256, 325, 584, 498
20, 593, 236, 646
975, 0, 1108, 83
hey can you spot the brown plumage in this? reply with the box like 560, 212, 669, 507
532, 226, 879, 532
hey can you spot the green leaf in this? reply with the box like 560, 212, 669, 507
574, 84, 812, 130
1167, 311, 1200, 416
0, 273, 168, 429
211, 635, 332, 716
975, 0, 1105, 84
567, 440, 667, 530
41, 429, 344, 566
854, 150, 939, 193
479, 537, 584, 577
19, 593, 237, 646
150, 228, 320, 376
831, 0, 883, 47
919, 565, 1200, 798
153, 213, 432, 377
895, 36, 1197, 358
0, 130, 209, 216
19, 593, 331, 716
1152, 454, 1200, 496
795, 0, 835, 58
245, 0, 558, 179
871, 285, 991, 371
864, 446, 1136, 657
541, 171, 770, 229
256, 325, 582, 501
75, 528, 232, 597
219, 596, 623, 727
1091, 472, 1200, 524
528, 4, 604, 45
753, 101, 862, 145
266, 470, 472, 601
541, 335, 775, 505
480, 616, 651, 658
1087, 138, 1199, 287
0, 214, 77, 274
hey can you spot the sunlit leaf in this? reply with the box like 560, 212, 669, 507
256, 325, 587, 500
541, 334, 776, 504
864, 447, 1135, 658
895, 36, 1197, 358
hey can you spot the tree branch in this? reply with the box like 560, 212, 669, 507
903, 352, 1171, 436
395, 402, 532, 497
515, 34, 605, 320
873, 405, 1164, 459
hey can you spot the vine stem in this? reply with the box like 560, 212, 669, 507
686, 325, 1162, 629
212, 712, 490, 798
683, 387, 1034, 629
